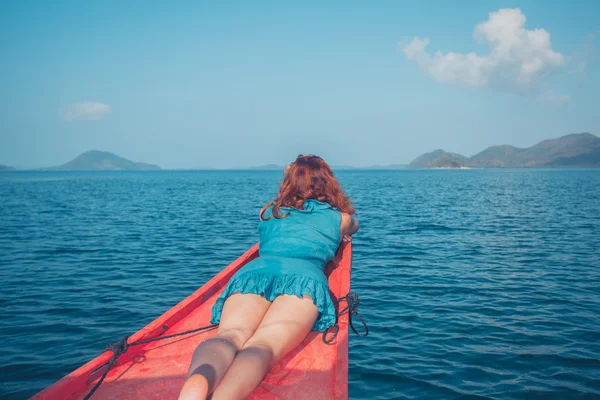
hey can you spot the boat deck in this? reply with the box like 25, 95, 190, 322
33, 242, 352, 400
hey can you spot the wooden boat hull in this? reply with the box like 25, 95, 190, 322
32, 241, 352, 400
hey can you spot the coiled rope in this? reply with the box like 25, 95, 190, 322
322, 291, 369, 344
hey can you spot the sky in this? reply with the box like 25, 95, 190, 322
1, 1, 599, 169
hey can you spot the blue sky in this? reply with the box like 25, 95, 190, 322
1, 1, 599, 169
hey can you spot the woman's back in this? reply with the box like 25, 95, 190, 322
258, 199, 341, 269
211, 199, 345, 332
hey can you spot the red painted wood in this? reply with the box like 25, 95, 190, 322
32, 242, 352, 400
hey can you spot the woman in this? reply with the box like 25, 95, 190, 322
179, 154, 359, 400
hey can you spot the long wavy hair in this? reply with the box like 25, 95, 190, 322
260, 154, 355, 220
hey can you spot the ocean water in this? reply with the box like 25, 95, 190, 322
0, 169, 599, 399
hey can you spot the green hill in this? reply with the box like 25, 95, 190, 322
469, 133, 600, 168
409, 149, 468, 168
49, 151, 161, 171
410, 133, 600, 168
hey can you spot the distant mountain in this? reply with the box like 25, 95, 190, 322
49, 151, 161, 171
409, 149, 469, 168
247, 164, 285, 170
0, 164, 15, 170
469, 133, 600, 168
410, 133, 600, 168
468, 145, 521, 168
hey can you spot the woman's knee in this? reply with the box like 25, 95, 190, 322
241, 339, 277, 365
213, 327, 254, 350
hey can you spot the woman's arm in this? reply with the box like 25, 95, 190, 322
340, 213, 359, 239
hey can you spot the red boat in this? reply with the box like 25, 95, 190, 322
32, 241, 354, 400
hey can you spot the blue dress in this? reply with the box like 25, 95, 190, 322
210, 199, 342, 332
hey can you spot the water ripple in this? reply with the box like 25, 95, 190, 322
0, 169, 599, 399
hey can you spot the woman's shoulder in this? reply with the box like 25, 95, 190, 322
303, 199, 340, 212
260, 199, 341, 221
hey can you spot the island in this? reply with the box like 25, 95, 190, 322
409, 150, 469, 169
409, 133, 600, 168
47, 150, 161, 171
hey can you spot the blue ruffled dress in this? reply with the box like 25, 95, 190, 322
210, 199, 342, 332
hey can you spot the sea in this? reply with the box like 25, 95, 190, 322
0, 169, 599, 399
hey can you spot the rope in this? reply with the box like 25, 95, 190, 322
322, 291, 369, 344
83, 324, 217, 400
83, 291, 367, 399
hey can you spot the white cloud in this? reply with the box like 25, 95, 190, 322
60, 102, 111, 121
402, 9, 566, 94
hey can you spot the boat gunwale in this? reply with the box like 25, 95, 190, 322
31, 244, 260, 400
32, 241, 351, 400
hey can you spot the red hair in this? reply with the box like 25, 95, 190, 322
260, 154, 355, 220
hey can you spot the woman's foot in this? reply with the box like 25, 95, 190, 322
178, 374, 210, 400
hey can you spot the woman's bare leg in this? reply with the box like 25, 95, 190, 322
178, 293, 271, 400
210, 294, 318, 400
